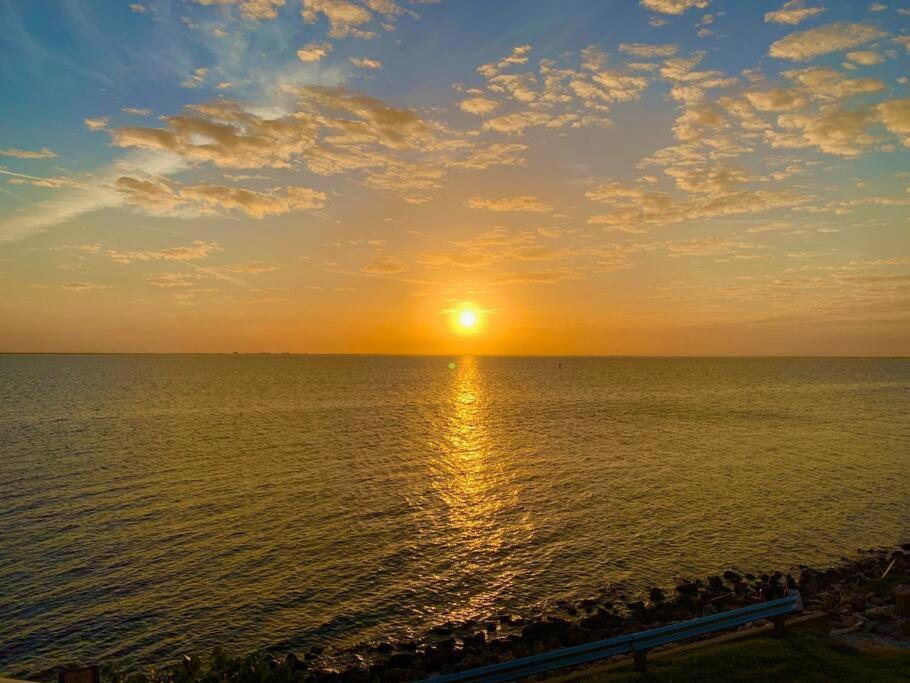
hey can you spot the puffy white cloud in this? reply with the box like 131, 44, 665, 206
84, 117, 109, 131
845, 50, 884, 65
745, 88, 807, 112
297, 42, 333, 62
350, 57, 382, 69
194, 0, 286, 20
768, 105, 879, 155
764, 1, 826, 25
457, 96, 500, 116
781, 67, 885, 99
639, 0, 709, 15
301, 0, 403, 38
877, 98, 910, 147
769, 23, 886, 61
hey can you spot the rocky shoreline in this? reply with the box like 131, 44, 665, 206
266, 544, 910, 682
99, 544, 910, 683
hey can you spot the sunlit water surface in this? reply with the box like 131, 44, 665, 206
1, 355, 908, 677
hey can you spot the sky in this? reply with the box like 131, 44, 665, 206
0, 0, 908, 355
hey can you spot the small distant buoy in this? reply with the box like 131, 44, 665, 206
448, 361, 456, 370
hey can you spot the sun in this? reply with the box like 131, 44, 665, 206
450, 304, 484, 335
458, 309, 478, 329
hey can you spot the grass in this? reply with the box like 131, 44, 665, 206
580, 632, 910, 682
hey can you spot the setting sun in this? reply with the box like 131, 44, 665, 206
451, 304, 484, 335
459, 310, 478, 329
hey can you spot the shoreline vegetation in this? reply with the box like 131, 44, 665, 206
42, 544, 910, 683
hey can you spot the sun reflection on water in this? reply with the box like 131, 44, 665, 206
433, 357, 530, 621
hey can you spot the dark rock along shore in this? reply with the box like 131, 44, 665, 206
100, 545, 910, 683
264, 545, 910, 682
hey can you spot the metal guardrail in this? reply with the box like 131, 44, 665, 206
421, 593, 800, 682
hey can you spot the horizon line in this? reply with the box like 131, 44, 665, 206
1, 352, 907, 359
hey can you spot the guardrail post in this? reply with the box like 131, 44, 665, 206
771, 615, 786, 638
634, 649, 648, 671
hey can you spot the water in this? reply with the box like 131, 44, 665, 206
1, 355, 908, 678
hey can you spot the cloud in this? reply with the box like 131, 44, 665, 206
302, 0, 401, 38
146, 272, 197, 288
466, 195, 553, 212
482, 111, 553, 135
7, 174, 82, 188
845, 50, 884, 66
351, 57, 382, 69
362, 256, 406, 274
639, 0, 709, 14
181, 67, 208, 88
745, 88, 807, 112
297, 42, 333, 62
103, 240, 222, 264
618, 43, 679, 57
115, 176, 327, 218
62, 282, 109, 291
769, 23, 886, 61
0, 147, 57, 159
665, 236, 766, 258
586, 181, 811, 228
450, 143, 528, 170
122, 107, 152, 116
764, 1, 826, 25
477, 45, 531, 79
458, 96, 500, 116
877, 98, 910, 147
84, 117, 109, 131
205, 261, 279, 274
0, 151, 186, 242
489, 270, 574, 285
111, 87, 438, 170
766, 105, 879, 155
193, 0, 286, 21
781, 67, 885, 99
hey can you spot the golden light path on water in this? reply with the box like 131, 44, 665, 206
434, 357, 531, 622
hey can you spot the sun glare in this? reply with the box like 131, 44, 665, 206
459, 310, 478, 329
451, 304, 483, 335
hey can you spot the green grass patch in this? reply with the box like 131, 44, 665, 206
584, 632, 910, 682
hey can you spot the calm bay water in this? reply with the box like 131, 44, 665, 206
1, 355, 908, 677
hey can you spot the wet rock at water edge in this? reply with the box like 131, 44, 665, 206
675, 581, 699, 596
864, 606, 893, 621
649, 586, 666, 602
723, 570, 742, 582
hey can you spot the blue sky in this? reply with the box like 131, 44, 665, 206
0, 0, 908, 354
